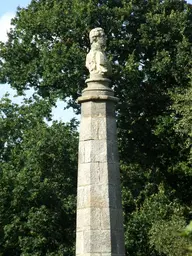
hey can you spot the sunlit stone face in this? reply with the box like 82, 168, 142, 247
96, 30, 106, 48
86, 28, 112, 78
89, 27, 106, 49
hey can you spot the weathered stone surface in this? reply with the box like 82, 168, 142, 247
77, 162, 120, 187
77, 184, 118, 209
81, 101, 107, 117
107, 140, 119, 163
76, 63, 125, 256
108, 163, 121, 185
79, 116, 117, 142
79, 117, 107, 141
86, 28, 112, 79
84, 230, 111, 253
111, 231, 125, 254
101, 208, 110, 229
76, 254, 126, 256
77, 208, 101, 231
81, 100, 116, 118
78, 140, 107, 164
77, 254, 101, 256
102, 254, 125, 256
76, 231, 84, 254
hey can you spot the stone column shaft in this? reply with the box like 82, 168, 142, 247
76, 79, 125, 256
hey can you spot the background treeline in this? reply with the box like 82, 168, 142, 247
0, 0, 192, 255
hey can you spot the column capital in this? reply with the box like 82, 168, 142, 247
77, 77, 119, 103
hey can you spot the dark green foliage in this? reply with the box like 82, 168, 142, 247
0, 97, 78, 255
0, 0, 192, 255
182, 221, 192, 255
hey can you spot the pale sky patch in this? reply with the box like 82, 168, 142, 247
0, 12, 15, 42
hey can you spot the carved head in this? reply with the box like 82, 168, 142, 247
89, 27, 106, 49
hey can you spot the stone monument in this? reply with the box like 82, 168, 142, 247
76, 27, 125, 256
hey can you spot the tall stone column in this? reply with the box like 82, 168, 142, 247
76, 27, 125, 256
76, 76, 125, 256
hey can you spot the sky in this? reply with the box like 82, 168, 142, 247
0, 0, 192, 121
0, 0, 78, 123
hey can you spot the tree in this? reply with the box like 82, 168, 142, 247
171, 77, 192, 172
0, 96, 78, 255
0, 0, 192, 255
182, 221, 192, 256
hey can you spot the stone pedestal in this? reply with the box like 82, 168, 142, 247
76, 77, 125, 256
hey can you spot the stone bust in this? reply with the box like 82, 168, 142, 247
86, 28, 112, 79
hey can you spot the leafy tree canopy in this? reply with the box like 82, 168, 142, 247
0, 96, 78, 255
0, 0, 192, 255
